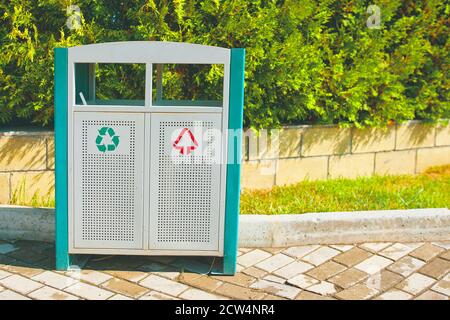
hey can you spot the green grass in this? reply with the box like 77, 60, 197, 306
9, 165, 450, 213
240, 165, 450, 214
10, 178, 55, 208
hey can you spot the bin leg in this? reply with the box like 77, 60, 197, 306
54, 47, 70, 271
55, 252, 71, 271
214, 48, 245, 276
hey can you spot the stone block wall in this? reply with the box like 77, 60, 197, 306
0, 131, 54, 203
242, 121, 450, 189
0, 121, 449, 204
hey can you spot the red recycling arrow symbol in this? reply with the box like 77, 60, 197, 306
172, 128, 199, 155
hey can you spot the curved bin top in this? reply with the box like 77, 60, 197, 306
68, 41, 230, 64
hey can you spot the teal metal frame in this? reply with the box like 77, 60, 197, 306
221, 48, 246, 274
54, 48, 71, 270
54, 46, 246, 274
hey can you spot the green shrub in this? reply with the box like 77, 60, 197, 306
0, 0, 448, 129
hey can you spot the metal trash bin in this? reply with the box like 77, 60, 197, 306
54, 41, 245, 275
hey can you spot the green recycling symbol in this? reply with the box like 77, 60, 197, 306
95, 127, 120, 152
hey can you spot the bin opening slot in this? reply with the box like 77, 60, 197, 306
74, 63, 146, 106
152, 63, 224, 107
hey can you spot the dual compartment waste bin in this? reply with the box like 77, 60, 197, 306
54, 41, 245, 275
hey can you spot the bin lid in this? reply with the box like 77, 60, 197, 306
68, 41, 230, 64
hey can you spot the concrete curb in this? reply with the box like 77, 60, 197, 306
0, 205, 449, 246
239, 209, 450, 247
0, 205, 54, 242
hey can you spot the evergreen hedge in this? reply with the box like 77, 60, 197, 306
0, 0, 448, 129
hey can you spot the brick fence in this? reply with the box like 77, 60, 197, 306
242, 121, 450, 189
0, 131, 54, 204
0, 121, 449, 204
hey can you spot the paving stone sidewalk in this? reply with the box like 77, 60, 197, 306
0, 240, 449, 300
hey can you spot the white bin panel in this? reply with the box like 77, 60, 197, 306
149, 113, 222, 252
73, 112, 144, 249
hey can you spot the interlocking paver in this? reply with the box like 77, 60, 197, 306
32, 271, 78, 290
379, 243, 415, 261
431, 278, 450, 296
215, 283, 265, 300
354, 255, 392, 274
404, 243, 424, 250
0, 263, 44, 277
387, 256, 425, 277
139, 274, 188, 297
250, 279, 301, 299
108, 294, 133, 300
359, 242, 392, 252
242, 267, 267, 279
333, 247, 372, 267
335, 284, 378, 300
440, 250, 450, 261
396, 273, 436, 295
329, 268, 368, 289
29, 286, 79, 300
153, 270, 181, 280
302, 247, 340, 266
306, 281, 337, 296
180, 272, 223, 291
0, 274, 42, 294
263, 275, 286, 284
237, 249, 272, 268
0, 289, 30, 300
179, 288, 228, 300
375, 289, 412, 300
330, 245, 354, 252
282, 245, 319, 259
101, 278, 149, 298
415, 290, 448, 300
287, 274, 319, 289
0, 270, 12, 280
105, 270, 148, 283
409, 243, 445, 262
213, 273, 256, 287
139, 290, 179, 300
365, 270, 404, 292
263, 294, 287, 300
432, 242, 450, 250
64, 282, 115, 300
273, 261, 314, 279
0, 240, 447, 300
306, 261, 346, 281
295, 291, 335, 300
235, 264, 245, 273
66, 270, 113, 285
418, 258, 450, 279
254, 253, 294, 272
262, 247, 285, 254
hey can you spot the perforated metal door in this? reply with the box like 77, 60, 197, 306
73, 112, 144, 249
149, 114, 222, 252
